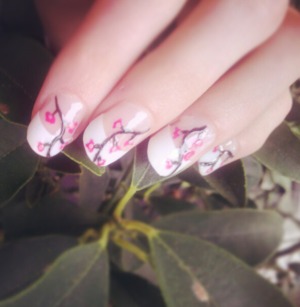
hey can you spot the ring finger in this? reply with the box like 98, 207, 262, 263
147, 8, 300, 176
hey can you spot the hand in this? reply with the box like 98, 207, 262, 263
27, 0, 298, 177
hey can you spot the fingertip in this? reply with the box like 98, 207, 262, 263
27, 92, 87, 157
198, 140, 237, 176
83, 102, 153, 167
147, 116, 215, 177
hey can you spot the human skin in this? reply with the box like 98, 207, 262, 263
28, 0, 298, 176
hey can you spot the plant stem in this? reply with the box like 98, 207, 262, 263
144, 182, 161, 202
114, 185, 137, 219
113, 236, 149, 263
103, 161, 133, 215
98, 223, 113, 248
122, 220, 158, 238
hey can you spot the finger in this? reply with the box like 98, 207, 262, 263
27, 0, 186, 157
83, 0, 288, 167
147, 9, 300, 176
35, 0, 96, 52
198, 90, 292, 175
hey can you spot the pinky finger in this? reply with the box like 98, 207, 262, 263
198, 90, 292, 176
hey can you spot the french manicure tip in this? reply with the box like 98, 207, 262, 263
27, 93, 85, 157
198, 140, 236, 176
83, 103, 152, 167
148, 116, 215, 177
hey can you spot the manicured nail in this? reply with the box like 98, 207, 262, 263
198, 140, 236, 176
27, 93, 85, 157
147, 116, 215, 177
83, 103, 152, 167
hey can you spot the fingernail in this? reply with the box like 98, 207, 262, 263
83, 103, 152, 167
198, 140, 236, 176
27, 93, 85, 157
147, 116, 215, 177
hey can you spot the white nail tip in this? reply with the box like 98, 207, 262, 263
27, 94, 85, 158
147, 126, 177, 176
83, 104, 152, 167
27, 114, 62, 157
148, 116, 215, 177
198, 140, 236, 176
83, 115, 125, 166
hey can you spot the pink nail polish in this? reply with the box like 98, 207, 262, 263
27, 93, 85, 157
83, 103, 152, 166
148, 116, 215, 176
198, 140, 236, 175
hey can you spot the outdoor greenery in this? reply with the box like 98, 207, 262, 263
0, 1, 299, 306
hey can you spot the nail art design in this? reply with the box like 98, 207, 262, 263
27, 93, 85, 157
198, 140, 236, 175
148, 116, 215, 177
83, 104, 152, 167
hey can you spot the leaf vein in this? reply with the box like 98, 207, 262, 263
54, 248, 103, 307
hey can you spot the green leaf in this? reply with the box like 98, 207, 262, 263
150, 231, 292, 307
0, 33, 52, 124
242, 157, 263, 192
0, 242, 109, 307
179, 166, 210, 188
153, 210, 283, 266
46, 154, 81, 174
79, 167, 109, 211
131, 140, 170, 191
63, 138, 105, 176
203, 160, 247, 207
150, 196, 197, 216
0, 120, 39, 205
254, 122, 300, 182
110, 270, 166, 307
2, 194, 106, 237
0, 236, 77, 299
286, 100, 300, 122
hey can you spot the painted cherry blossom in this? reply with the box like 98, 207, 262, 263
172, 127, 181, 139
165, 160, 174, 169
37, 142, 44, 152
163, 125, 208, 175
97, 158, 106, 166
112, 118, 122, 129
67, 121, 78, 134
85, 139, 95, 152
45, 111, 56, 124
88, 117, 148, 168
183, 150, 195, 161
212, 146, 219, 153
124, 139, 134, 147
194, 139, 203, 148
38, 97, 80, 157
198, 144, 235, 175
109, 144, 121, 153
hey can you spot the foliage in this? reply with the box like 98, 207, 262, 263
0, 1, 299, 306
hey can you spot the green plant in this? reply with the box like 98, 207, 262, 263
0, 1, 299, 306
